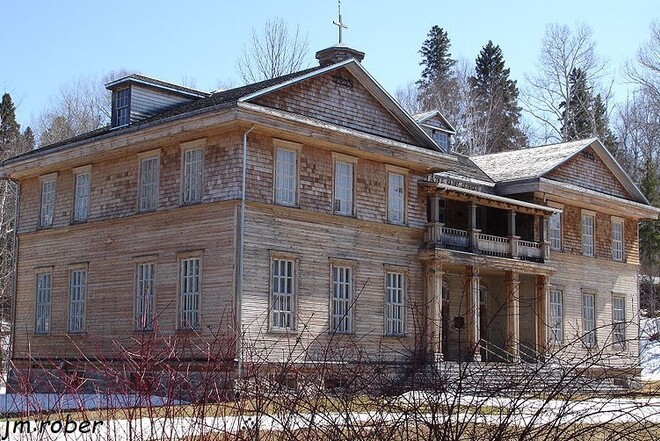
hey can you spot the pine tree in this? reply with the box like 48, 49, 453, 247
639, 158, 660, 270
468, 41, 526, 153
416, 26, 458, 118
21, 127, 35, 151
0, 93, 21, 151
559, 68, 593, 140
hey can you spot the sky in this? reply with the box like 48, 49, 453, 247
2, 1, 658, 130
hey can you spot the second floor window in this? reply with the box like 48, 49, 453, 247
139, 156, 159, 211
73, 172, 90, 222
40, 179, 55, 227
582, 213, 595, 257
331, 265, 353, 333
35, 273, 51, 334
385, 271, 405, 336
179, 258, 200, 330
135, 263, 155, 331
612, 219, 624, 261
549, 212, 561, 250
69, 269, 86, 333
388, 172, 405, 224
182, 148, 203, 204
334, 161, 353, 215
275, 148, 297, 206
549, 289, 563, 344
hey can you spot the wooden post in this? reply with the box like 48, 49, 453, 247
505, 271, 521, 362
465, 266, 481, 361
424, 261, 443, 362
469, 202, 480, 253
536, 275, 549, 358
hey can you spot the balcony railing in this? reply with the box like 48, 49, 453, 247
425, 222, 547, 263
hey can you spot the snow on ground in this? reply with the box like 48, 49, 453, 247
0, 393, 181, 414
640, 317, 660, 381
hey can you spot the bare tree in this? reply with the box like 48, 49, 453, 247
395, 82, 424, 115
627, 21, 660, 109
523, 23, 610, 143
35, 70, 133, 147
236, 17, 311, 84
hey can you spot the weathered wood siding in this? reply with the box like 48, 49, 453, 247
546, 147, 631, 199
252, 68, 418, 145
240, 202, 425, 361
13, 201, 237, 360
130, 85, 195, 123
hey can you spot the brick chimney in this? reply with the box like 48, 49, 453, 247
315, 44, 365, 67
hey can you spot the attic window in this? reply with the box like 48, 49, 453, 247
432, 130, 449, 151
115, 88, 130, 127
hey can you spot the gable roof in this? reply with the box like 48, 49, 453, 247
471, 138, 649, 204
413, 110, 457, 134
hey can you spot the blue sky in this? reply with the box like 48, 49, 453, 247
2, 1, 658, 128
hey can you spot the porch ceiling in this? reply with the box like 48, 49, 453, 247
419, 248, 556, 276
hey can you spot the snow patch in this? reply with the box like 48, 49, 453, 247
640, 317, 660, 381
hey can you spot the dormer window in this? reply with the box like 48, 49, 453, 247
115, 88, 130, 127
432, 130, 449, 151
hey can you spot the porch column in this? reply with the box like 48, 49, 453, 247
424, 261, 443, 362
469, 202, 480, 253
505, 271, 521, 362
535, 275, 549, 358
430, 195, 441, 222
508, 210, 519, 259
541, 216, 550, 262
465, 266, 481, 361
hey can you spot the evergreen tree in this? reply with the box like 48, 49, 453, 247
416, 26, 458, 118
592, 93, 617, 152
639, 158, 660, 270
559, 68, 592, 140
21, 127, 35, 151
468, 41, 526, 152
0, 93, 21, 150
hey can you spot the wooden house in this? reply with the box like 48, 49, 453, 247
0, 44, 658, 390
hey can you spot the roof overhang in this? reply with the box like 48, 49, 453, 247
497, 177, 660, 220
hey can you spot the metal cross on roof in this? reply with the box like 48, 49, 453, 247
333, 0, 348, 44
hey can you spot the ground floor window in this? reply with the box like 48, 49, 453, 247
35, 273, 51, 334
612, 295, 625, 348
271, 258, 295, 331
385, 271, 405, 335
582, 292, 596, 347
549, 289, 563, 344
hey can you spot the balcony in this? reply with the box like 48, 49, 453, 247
425, 223, 547, 262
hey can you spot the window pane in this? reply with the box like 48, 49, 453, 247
140, 157, 159, 211
74, 173, 90, 221
550, 212, 561, 250
582, 215, 594, 256
135, 263, 154, 330
386, 271, 404, 335
69, 270, 86, 333
40, 180, 55, 227
183, 148, 203, 204
613, 296, 625, 346
272, 258, 295, 330
388, 173, 404, 224
179, 258, 200, 329
582, 293, 595, 346
35, 274, 51, 334
549, 290, 563, 344
334, 162, 353, 215
332, 266, 352, 333
612, 221, 623, 261
275, 149, 296, 205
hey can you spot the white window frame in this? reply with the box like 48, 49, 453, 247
271, 256, 296, 331
39, 173, 57, 228
181, 139, 205, 204
549, 289, 563, 344
331, 264, 353, 333
35, 272, 52, 334
582, 291, 596, 347
115, 88, 130, 127
387, 169, 406, 224
68, 268, 87, 333
274, 141, 300, 206
73, 165, 91, 222
178, 257, 201, 330
611, 217, 624, 262
612, 295, 626, 348
549, 212, 562, 251
385, 270, 405, 336
333, 154, 356, 216
135, 262, 155, 331
138, 151, 160, 212
581, 211, 595, 257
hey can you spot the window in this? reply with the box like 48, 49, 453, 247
331, 265, 353, 333
612, 296, 625, 347
135, 263, 155, 331
115, 88, 130, 127
139, 155, 159, 211
549, 289, 563, 344
387, 172, 405, 224
182, 147, 203, 204
73, 172, 90, 222
432, 130, 449, 151
179, 258, 200, 330
385, 271, 405, 335
582, 292, 596, 347
40, 178, 56, 227
549, 212, 561, 251
35, 273, 51, 334
271, 258, 295, 330
612, 218, 624, 261
334, 161, 354, 215
582, 213, 595, 256
69, 269, 86, 333
275, 148, 297, 206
